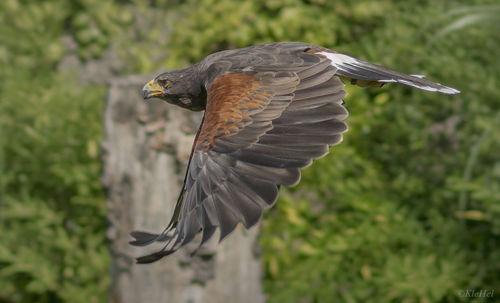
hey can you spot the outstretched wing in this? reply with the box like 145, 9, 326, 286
131, 56, 348, 263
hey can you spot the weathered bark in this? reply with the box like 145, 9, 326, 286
102, 75, 265, 303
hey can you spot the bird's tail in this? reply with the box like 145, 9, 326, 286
317, 51, 460, 95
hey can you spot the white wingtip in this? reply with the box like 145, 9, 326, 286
438, 86, 460, 95
397, 79, 460, 95
317, 51, 460, 95
410, 74, 426, 79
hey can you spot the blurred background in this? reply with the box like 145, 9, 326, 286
1, 0, 499, 302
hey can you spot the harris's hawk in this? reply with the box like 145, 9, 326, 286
133, 42, 459, 263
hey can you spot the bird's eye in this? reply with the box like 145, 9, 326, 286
157, 79, 169, 87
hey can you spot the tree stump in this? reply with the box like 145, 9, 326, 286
102, 75, 265, 303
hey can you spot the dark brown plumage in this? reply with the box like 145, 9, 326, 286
134, 42, 459, 263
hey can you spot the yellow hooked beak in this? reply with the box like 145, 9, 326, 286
142, 79, 165, 99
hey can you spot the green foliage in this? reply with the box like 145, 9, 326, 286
0, 0, 67, 72
163, 0, 391, 66
0, 1, 115, 302
0, 68, 110, 302
69, 0, 133, 59
1, 0, 499, 302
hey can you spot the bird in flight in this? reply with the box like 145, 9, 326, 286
133, 42, 459, 263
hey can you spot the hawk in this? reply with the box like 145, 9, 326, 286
133, 42, 459, 263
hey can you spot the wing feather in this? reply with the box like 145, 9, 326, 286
132, 53, 349, 263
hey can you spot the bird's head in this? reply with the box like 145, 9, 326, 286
142, 69, 205, 111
